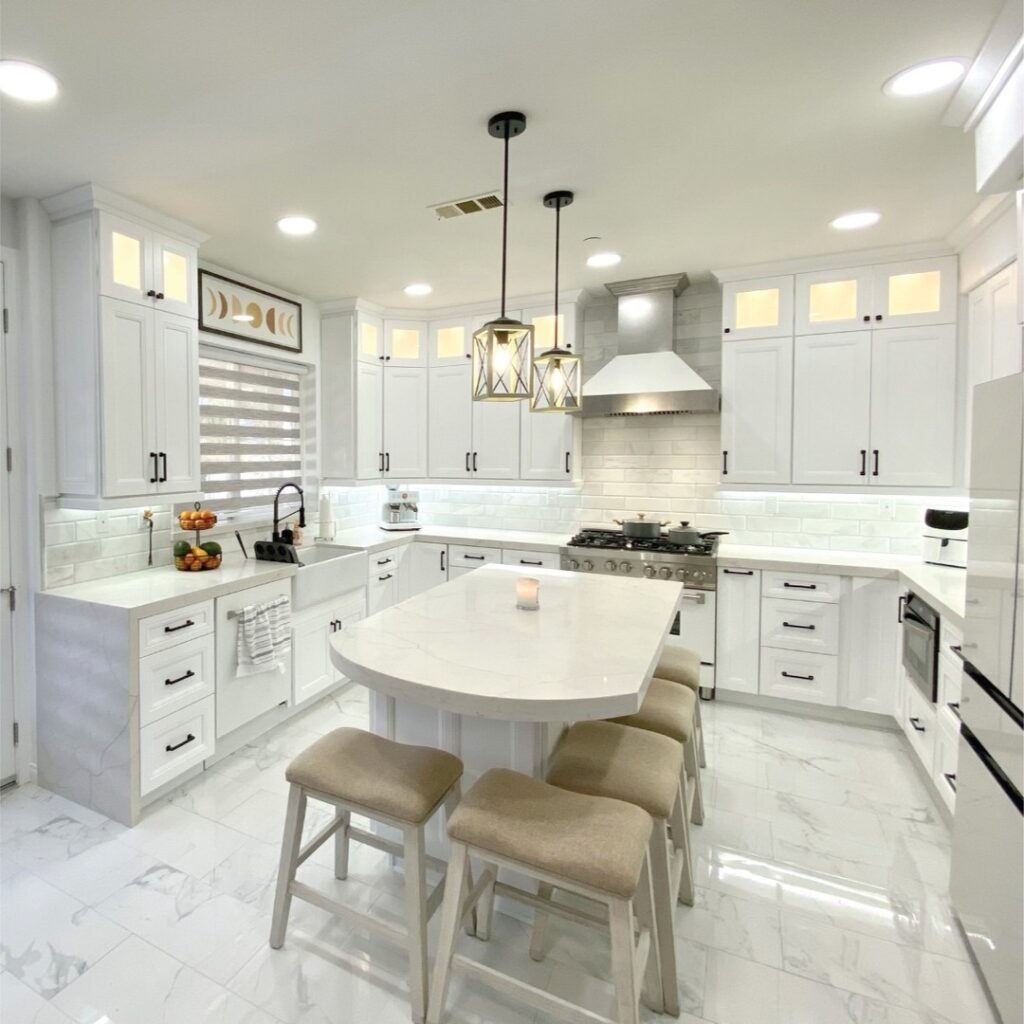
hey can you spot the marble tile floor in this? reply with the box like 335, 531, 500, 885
0, 685, 998, 1024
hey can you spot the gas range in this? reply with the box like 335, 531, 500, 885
560, 529, 718, 591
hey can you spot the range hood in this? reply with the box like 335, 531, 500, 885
582, 274, 719, 416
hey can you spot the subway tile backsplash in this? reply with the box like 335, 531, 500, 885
41, 279, 965, 586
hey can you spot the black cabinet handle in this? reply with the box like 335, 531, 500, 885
948, 701, 961, 718
149, 452, 159, 483
909, 716, 926, 733
440, 550, 446, 573
465, 452, 471, 473
376, 557, 392, 566
781, 671, 815, 681
164, 619, 195, 633
377, 573, 393, 582
782, 621, 815, 630
464, 554, 486, 561
722, 450, 728, 475
378, 452, 384, 472
862, 315, 870, 322
723, 569, 754, 576
165, 734, 195, 752
943, 772, 957, 792
950, 644, 964, 661
874, 314, 882, 322
155, 291, 164, 300
872, 449, 879, 477
385, 354, 391, 361
898, 595, 906, 623
146, 289, 157, 298
385, 452, 390, 472
783, 582, 817, 590
379, 354, 385, 361
859, 449, 867, 476
164, 669, 195, 687
565, 451, 571, 475
472, 452, 478, 472
723, 327, 731, 334
520, 559, 543, 566
159, 452, 167, 482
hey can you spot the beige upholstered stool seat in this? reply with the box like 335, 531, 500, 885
656, 646, 701, 691
547, 721, 682, 821
285, 727, 462, 824
448, 768, 652, 898
609, 677, 696, 744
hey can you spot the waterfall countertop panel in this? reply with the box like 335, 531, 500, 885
331, 563, 682, 721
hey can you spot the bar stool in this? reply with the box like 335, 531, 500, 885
427, 768, 662, 1024
270, 727, 464, 1024
540, 720, 692, 1017
655, 647, 706, 767
608, 677, 705, 827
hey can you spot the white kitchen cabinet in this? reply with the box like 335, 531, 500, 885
447, 566, 475, 580
429, 319, 472, 366
761, 598, 839, 655
519, 401, 577, 481
716, 567, 761, 695
901, 679, 936, 775
292, 589, 366, 706
356, 312, 385, 364
140, 696, 215, 797
761, 571, 841, 603
522, 304, 579, 354
840, 577, 899, 715
501, 549, 561, 570
794, 266, 874, 335
448, 544, 501, 570
720, 336, 793, 484
153, 311, 200, 494
429, 364, 473, 478
793, 331, 872, 485
933, 706, 960, 812
760, 647, 838, 706
383, 366, 428, 478
722, 276, 793, 341
472, 401, 521, 479
403, 542, 449, 598
355, 361, 384, 479
870, 256, 957, 330
139, 633, 216, 727
384, 319, 427, 367
967, 263, 1020, 384
869, 324, 956, 487
367, 569, 399, 614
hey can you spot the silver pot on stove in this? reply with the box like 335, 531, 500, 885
612, 513, 669, 539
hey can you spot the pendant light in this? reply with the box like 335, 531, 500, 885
531, 190, 582, 413
472, 111, 534, 401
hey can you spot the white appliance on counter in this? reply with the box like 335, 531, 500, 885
950, 372, 1024, 1024
380, 484, 421, 531
922, 508, 969, 569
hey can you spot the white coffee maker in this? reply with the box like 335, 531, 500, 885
381, 485, 421, 531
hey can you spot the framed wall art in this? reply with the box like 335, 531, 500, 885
198, 269, 303, 353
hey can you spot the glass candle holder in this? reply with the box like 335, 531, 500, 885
516, 576, 540, 611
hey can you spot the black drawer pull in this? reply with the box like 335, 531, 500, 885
909, 716, 926, 733
163, 619, 195, 633
723, 569, 754, 576
376, 558, 392, 566
950, 644, 964, 661
149, 451, 159, 484
165, 734, 195, 752
943, 772, 957, 793
164, 669, 195, 687
781, 671, 815, 681
377, 573, 393, 582
782, 621, 815, 630
520, 559, 543, 566
463, 554, 486, 561
783, 582, 817, 590
948, 701, 960, 719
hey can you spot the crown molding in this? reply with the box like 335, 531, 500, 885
319, 288, 587, 321
946, 191, 1017, 251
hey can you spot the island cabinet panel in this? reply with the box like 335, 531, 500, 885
715, 567, 761, 694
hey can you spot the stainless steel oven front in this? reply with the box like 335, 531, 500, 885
901, 591, 940, 702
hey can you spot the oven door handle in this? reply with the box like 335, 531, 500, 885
680, 591, 706, 605
902, 609, 934, 632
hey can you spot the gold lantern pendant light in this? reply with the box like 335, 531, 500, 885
531, 190, 582, 413
472, 112, 534, 401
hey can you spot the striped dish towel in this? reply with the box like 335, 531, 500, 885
236, 596, 292, 677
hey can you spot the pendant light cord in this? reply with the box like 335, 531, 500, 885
553, 200, 561, 349
500, 120, 509, 319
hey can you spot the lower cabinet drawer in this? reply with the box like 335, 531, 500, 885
759, 648, 838, 706
139, 634, 215, 726
901, 683, 936, 776
501, 549, 560, 570
762, 571, 840, 603
932, 706, 960, 812
140, 696, 215, 796
138, 599, 214, 656
761, 598, 839, 654
449, 544, 501, 569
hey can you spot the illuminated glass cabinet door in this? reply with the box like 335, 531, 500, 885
722, 275, 794, 341
428, 320, 471, 366
384, 320, 427, 367
98, 212, 151, 306
794, 266, 873, 335
152, 234, 198, 319
355, 313, 384, 365
870, 256, 957, 329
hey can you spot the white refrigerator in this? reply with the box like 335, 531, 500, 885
950, 371, 1024, 1024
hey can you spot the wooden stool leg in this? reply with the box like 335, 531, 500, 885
684, 736, 705, 826
648, 822, 681, 1016
426, 842, 470, 1024
695, 698, 707, 768
334, 811, 351, 880
270, 784, 307, 949
608, 897, 641, 1024
670, 784, 695, 907
442, 781, 478, 939
403, 824, 429, 1024
474, 859, 499, 942
527, 882, 555, 961
634, 854, 665, 1016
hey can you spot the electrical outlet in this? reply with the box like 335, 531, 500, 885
879, 499, 895, 520
94, 511, 111, 536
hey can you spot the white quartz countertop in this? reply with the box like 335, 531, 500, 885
330, 563, 681, 721
328, 524, 569, 554
716, 543, 920, 578
38, 559, 296, 616
898, 562, 967, 628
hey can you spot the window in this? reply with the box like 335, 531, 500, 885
197, 352, 307, 519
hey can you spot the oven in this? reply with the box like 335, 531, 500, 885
667, 587, 716, 695
901, 591, 940, 702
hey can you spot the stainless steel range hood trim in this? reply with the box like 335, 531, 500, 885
583, 390, 721, 417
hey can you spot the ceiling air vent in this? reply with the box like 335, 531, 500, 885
430, 191, 503, 220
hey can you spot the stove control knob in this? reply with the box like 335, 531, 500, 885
675, 568, 688, 581
619, 561, 633, 574
658, 567, 673, 580
582, 560, 594, 572
691, 569, 707, 582
567, 558, 579, 571
643, 565, 657, 579
604, 560, 618, 572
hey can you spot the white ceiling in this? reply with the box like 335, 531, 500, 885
1, 0, 1001, 308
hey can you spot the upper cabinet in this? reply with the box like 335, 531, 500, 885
384, 320, 426, 367
428, 319, 472, 366
722, 276, 793, 341
355, 313, 385, 364
870, 257, 957, 329
794, 266, 873, 335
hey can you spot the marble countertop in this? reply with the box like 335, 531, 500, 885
330, 563, 681, 721
716, 543, 920, 578
898, 562, 967, 628
327, 524, 569, 554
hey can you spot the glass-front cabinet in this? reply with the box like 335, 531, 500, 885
871, 256, 957, 329
428, 319, 472, 365
722, 276, 794, 341
383, 320, 426, 366
794, 266, 873, 335
355, 313, 384, 364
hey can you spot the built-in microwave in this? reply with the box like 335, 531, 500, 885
901, 591, 940, 702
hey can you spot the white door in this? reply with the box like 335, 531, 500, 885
151, 233, 197, 319
292, 610, 333, 705
520, 402, 575, 480
0, 260, 16, 783
384, 320, 427, 367
869, 324, 956, 487
794, 266, 874, 335
355, 360, 384, 479
715, 568, 761, 695
792, 331, 871, 485
403, 542, 449, 598
98, 211, 152, 307
100, 298, 157, 497
720, 336, 793, 484
428, 320, 472, 367
355, 312, 384, 365
472, 401, 520, 479
154, 311, 200, 494
722, 275, 793, 341
429, 364, 473, 478
383, 365, 427, 478
870, 256, 957, 329
968, 263, 1020, 385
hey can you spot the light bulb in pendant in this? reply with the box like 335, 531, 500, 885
493, 343, 511, 374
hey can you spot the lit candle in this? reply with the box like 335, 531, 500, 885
516, 576, 540, 611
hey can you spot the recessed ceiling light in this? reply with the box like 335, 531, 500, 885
0, 60, 59, 102
883, 59, 966, 97
276, 216, 317, 236
404, 283, 433, 297
232, 313, 255, 323
830, 210, 881, 231
586, 252, 622, 268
